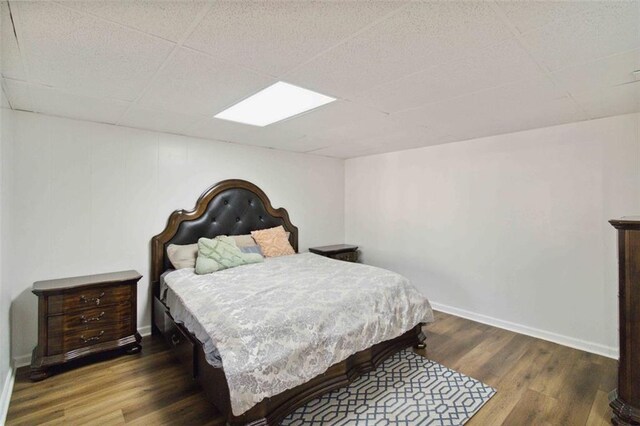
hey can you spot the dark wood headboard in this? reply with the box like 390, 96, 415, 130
150, 179, 298, 292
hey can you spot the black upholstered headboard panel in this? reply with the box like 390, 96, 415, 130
151, 179, 298, 286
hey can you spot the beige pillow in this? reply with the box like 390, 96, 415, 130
251, 226, 295, 258
231, 234, 257, 248
167, 243, 198, 269
231, 233, 289, 248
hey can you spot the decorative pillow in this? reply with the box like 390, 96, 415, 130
195, 236, 263, 275
240, 245, 263, 255
166, 243, 198, 269
251, 226, 295, 258
232, 233, 289, 248
231, 234, 257, 248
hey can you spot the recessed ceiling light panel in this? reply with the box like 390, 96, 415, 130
214, 81, 336, 127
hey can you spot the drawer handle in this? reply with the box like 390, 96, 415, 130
80, 330, 104, 343
80, 292, 105, 306
170, 333, 181, 346
80, 311, 105, 324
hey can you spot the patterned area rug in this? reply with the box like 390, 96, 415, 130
282, 349, 496, 426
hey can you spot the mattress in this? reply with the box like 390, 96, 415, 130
164, 272, 224, 367
164, 252, 434, 416
159, 269, 174, 302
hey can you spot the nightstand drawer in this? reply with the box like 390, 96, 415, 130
48, 284, 133, 314
332, 251, 358, 262
47, 312, 133, 354
63, 320, 133, 353
60, 304, 132, 334
309, 244, 359, 263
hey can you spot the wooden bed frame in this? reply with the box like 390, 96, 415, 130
150, 179, 426, 425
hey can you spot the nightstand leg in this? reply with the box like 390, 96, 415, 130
125, 344, 142, 355
414, 325, 427, 350
30, 367, 50, 382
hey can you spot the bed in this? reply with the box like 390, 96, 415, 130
151, 179, 433, 425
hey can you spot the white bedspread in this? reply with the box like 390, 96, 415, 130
164, 253, 434, 416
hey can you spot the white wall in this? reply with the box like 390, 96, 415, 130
5, 110, 345, 363
0, 88, 13, 422
4, 110, 638, 367
346, 113, 640, 357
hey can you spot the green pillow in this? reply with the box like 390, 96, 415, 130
195, 236, 263, 275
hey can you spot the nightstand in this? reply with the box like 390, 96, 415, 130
309, 244, 359, 262
30, 270, 142, 381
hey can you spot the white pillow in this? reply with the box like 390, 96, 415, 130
166, 243, 198, 269
231, 234, 258, 248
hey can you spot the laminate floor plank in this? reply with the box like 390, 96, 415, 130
449, 327, 515, 373
529, 344, 580, 398
464, 338, 557, 426
550, 357, 605, 426
6, 311, 616, 425
66, 409, 127, 426
475, 333, 533, 379
585, 390, 613, 426
501, 389, 558, 426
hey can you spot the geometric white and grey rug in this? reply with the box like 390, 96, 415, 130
282, 349, 496, 425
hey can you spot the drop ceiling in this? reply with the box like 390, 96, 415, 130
1, 0, 639, 159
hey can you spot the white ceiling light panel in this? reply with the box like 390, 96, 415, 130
214, 81, 336, 126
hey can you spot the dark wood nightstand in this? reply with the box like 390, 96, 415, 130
309, 244, 359, 262
30, 270, 142, 381
609, 217, 640, 425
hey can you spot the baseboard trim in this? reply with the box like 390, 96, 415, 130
12, 355, 29, 369
138, 325, 152, 337
0, 367, 16, 425
430, 302, 619, 359
13, 325, 154, 368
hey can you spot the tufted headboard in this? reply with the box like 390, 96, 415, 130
150, 179, 298, 290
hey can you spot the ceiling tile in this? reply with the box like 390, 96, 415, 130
1, 86, 9, 108
1, 2, 27, 80
307, 143, 375, 159
269, 100, 386, 135
356, 38, 544, 113
4, 79, 130, 123
3, 1, 635, 156
184, 1, 404, 76
392, 76, 583, 138
303, 113, 406, 146
265, 135, 333, 154
364, 123, 454, 149
331, 123, 456, 158
551, 49, 640, 95
362, 136, 459, 157
285, 2, 512, 98
299, 113, 452, 157
13, 1, 174, 101
184, 117, 305, 149
520, 1, 640, 72
422, 95, 586, 142
2, 78, 32, 110
306, 124, 452, 159
28, 83, 130, 124
297, 118, 452, 155
495, 1, 596, 34
572, 82, 640, 119
138, 47, 275, 116
59, 0, 209, 42
118, 106, 203, 135
392, 76, 564, 128
509, 96, 588, 132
